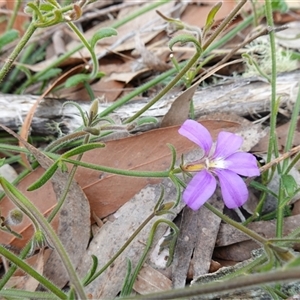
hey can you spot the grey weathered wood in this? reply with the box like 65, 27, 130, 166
0, 70, 299, 136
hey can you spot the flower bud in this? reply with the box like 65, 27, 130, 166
6, 209, 23, 226
89, 98, 99, 121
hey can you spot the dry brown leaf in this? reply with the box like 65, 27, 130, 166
64, 2, 175, 60
181, 1, 252, 29
161, 83, 198, 127
214, 240, 259, 262
215, 214, 300, 262
134, 33, 170, 72
252, 118, 300, 153
216, 214, 300, 248
23, 250, 45, 292
76, 172, 186, 298
91, 80, 125, 102
172, 194, 223, 288
0, 125, 90, 288
106, 68, 149, 84
133, 264, 172, 294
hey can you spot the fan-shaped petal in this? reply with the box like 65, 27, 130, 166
179, 120, 212, 155
215, 169, 248, 208
213, 132, 243, 159
224, 152, 260, 177
183, 170, 216, 210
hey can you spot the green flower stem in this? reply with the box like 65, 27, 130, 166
204, 202, 268, 245
122, 219, 179, 296
0, 178, 86, 299
122, 266, 300, 300
100, 8, 260, 119
2, 41, 37, 93
66, 22, 98, 78
202, 6, 263, 56
124, 51, 201, 124
264, 0, 282, 238
283, 84, 300, 172
0, 245, 67, 299
17, 0, 170, 92
0, 289, 58, 299
99, 65, 180, 118
63, 158, 179, 178
84, 211, 156, 286
0, 22, 36, 83
47, 134, 91, 222
202, 0, 247, 51
6, 0, 22, 31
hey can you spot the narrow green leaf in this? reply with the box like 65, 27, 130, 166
82, 255, 98, 286
271, 0, 288, 12
90, 28, 118, 50
95, 71, 105, 79
65, 74, 90, 87
250, 181, 278, 198
62, 143, 105, 159
39, 3, 56, 11
135, 117, 158, 126
18, 65, 33, 81
204, 2, 222, 33
83, 127, 100, 136
282, 174, 298, 197
27, 162, 59, 191
0, 158, 5, 168
0, 30, 19, 50
169, 33, 202, 54
37, 68, 62, 82
61, 101, 88, 127
167, 143, 177, 171
26, 2, 45, 21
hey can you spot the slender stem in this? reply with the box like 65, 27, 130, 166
67, 22, 98, 78
0, 289, 57, 300
18, 0, 171, 91
202, 0, 247, 51
283, 84, 300, 171
110, 0, 171, 29
2, 42, 37, 93
125, 51, 201, 124
63, 158, 173, 178
85, 212, 155, 285
0, 245, 67, 299
6, 0, 22, 31
0, 178, 86, 299
0, 22, 36, 83
47, 135, 91, 222
99, 65, 180, 118
123, 266, 300, 300
204, 202, 268, 245
264, 0, 282, 238
123, 219, 178, 295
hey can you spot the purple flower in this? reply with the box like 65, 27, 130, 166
178, 120, 260, 210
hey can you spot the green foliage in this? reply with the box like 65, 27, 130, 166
168, 33, 202, 54
37, 68, 62, 82
64, 74, 91, 88
39, 3, 57, 12
90, 28, 118, 50
203, 2, 222, 38
0, 30, 19, 51
281, 174, 298, 197
271, 0, 288, 12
